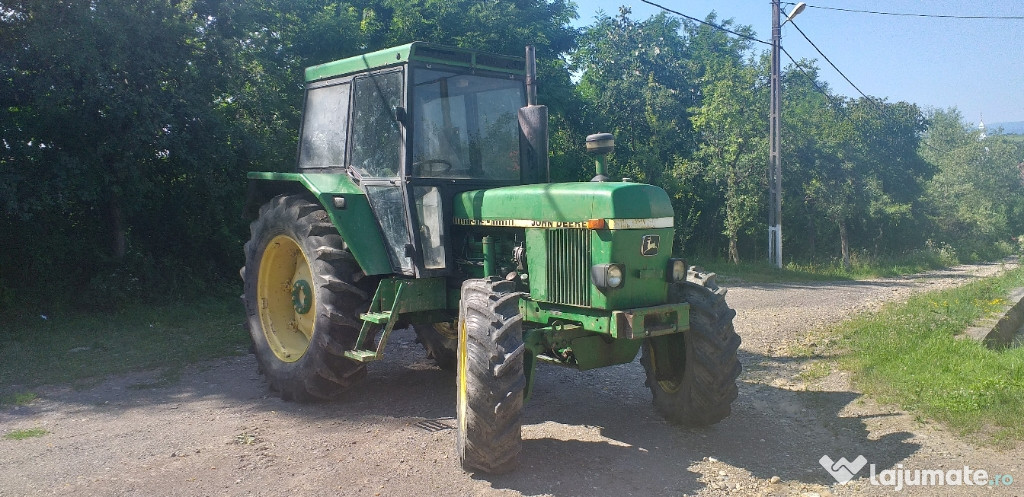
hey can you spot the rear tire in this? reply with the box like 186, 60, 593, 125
413, 322, 457, 371
456, 278, 525, 474
641, 267, 741, 426
242, 194, 370, 401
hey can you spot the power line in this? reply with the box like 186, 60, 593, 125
637, 0, 885, 133
782, 8, 938, 142
778, 46, 866, 147
779, 46, 843, 112
639, 0, 771, 46
782, 3, 1024, 20
784, 11, 932, 150
637, 0, 881, 109
781, 46, 944, 156
786, 18, 873, 104
637, 0, 941, 155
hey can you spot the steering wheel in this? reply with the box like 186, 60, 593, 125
413, 158, 454, 175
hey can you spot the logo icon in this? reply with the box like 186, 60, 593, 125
641, 234, 660, 256
820, 455, 868, 484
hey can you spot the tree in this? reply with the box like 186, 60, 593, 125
682, 17, 765, 263
572, 8, 703, 252
777, 59, 931, 268
0, 0, 582, 307
573, 8, 694, 181
1, 0, 249, 302
922, 108, 1024, 259
844, 98, 932, 257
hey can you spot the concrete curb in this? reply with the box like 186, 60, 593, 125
963, 287, 1024, 348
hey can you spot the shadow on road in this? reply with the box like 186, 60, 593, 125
473, 353, 918, 496
2, 331, 920, 496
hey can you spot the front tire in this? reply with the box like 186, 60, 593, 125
641, 267, 741, 426
456, 278, 526, 474
242, 194, 370, 401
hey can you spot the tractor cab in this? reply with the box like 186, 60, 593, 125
291, 43, 533, 278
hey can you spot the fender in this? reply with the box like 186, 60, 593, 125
246, 172, 393, 276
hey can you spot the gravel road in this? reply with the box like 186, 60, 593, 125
1, 260, 1021, 496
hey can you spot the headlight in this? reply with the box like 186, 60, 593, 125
668, 259, 687, 283
592, 263, 625, 289
607, 264, 624, 287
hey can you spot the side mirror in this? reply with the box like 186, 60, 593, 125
393, 106, 407, 124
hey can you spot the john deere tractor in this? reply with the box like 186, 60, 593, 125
242, 42, 740, 474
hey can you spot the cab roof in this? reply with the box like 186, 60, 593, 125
304, 42, 526, 83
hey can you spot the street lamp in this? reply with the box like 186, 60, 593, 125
768, 0, 804, 268
786, 2, 807, 24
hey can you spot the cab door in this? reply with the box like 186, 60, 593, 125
348, 69, 415, 275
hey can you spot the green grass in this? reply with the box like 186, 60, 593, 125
0, 292, 248, 388
0, 392, 38, 406
700, 260, 847, 284
798, 361, 833, 382
4, 428, 48, 440
831, 267, 1024, 443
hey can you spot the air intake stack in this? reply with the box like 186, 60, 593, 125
586, 133, 614, 182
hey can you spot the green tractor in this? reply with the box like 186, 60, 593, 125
242, 42, 740, 474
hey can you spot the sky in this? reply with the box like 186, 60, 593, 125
572, 1, 1024, 126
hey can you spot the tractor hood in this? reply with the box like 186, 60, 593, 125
452, 182, 673, 227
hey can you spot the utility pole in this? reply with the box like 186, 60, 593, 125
768, 0, 783, 268
768, 0, 804, 268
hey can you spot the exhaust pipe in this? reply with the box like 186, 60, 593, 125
525, 45, 538, 106
519, 45, 549, 183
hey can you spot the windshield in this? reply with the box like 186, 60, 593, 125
410, 67, 524, 180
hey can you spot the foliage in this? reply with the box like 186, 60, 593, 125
701, 242, 963, 284
682, 18, 766, 263
1, 2, 1020, 310
921, 109, 1024, 260
0, 0, 578, 309
780, 63, 933, 268
572, 8, 694, 184
0, 0, 251, 308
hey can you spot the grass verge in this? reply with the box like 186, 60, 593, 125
698, 246, 976, 283
702, 260, 848, 284
831, 266, 1024, 444
0, 292, 248, 389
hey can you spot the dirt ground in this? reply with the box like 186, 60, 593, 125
1, 260, 1021, 496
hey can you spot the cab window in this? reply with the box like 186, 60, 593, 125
411, 67, 523, 180
350, 70, 404, 178
297, 80, 350, 169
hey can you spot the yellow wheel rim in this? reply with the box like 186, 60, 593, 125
257, 235, 316, 363
434, 321, 458, 340
458, 318, 469, 435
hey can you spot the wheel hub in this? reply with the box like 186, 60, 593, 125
256, 235, 316, 363
291, 279, 313, 314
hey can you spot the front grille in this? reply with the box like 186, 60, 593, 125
546, 229, 591, 306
